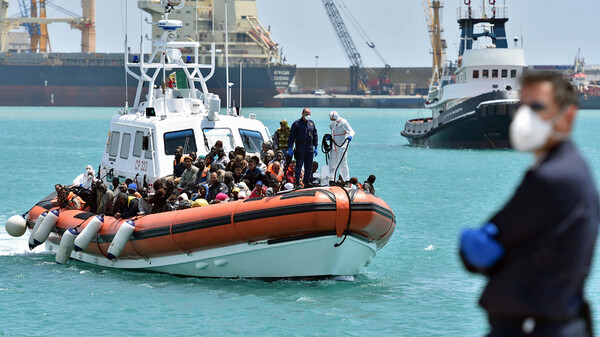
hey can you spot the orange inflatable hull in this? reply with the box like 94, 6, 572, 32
26, 186, 395, 267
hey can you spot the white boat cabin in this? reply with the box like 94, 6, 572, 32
99, 103, 270, 191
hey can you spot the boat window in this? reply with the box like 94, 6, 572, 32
120, 133, 132, 159
109, 131, 120, 157
203, 128, 236, 152
492, 69, 498, 78
163, 129, 198, 155
501, 69, 508, 78
133, 131, 143, 158
473, 70, 479, 79
511, 69, 517, 78
482, 69, 489, 78
239, 129, 264, 154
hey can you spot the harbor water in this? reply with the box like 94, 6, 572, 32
2, 106, 600, 336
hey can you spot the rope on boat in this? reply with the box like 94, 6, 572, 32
334, 186, 352, 248
321, 134, 350, 183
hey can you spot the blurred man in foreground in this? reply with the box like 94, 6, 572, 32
460, 72, 599, 336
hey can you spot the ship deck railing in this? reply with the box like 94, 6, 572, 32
405, 118, 434, 134
457, 5, 508, 21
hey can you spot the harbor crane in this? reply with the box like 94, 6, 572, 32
0, 0, 95, 53
422, 0, 447, 86
321, 0, 391, 95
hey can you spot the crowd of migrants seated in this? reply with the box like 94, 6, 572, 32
54, 136, 377, 218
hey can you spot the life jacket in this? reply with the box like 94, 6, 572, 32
66, 192, 85, 210
127, 196, 137, 208
285, 166, 295, 183
173, 156, 184, 166
267, 163, 284, 182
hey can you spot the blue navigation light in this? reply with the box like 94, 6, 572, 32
186, 56, 191, 63
133, 55, 139, 63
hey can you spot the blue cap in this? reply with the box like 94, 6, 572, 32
256, 181, 263, 186
128, 183, 137, 191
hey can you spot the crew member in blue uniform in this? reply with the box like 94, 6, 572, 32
288, 107, 318, 188
460, 72, 599, 336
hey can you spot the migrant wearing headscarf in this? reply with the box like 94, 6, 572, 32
192, 184, 209, 201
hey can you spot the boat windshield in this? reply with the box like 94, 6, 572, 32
239, 129, 263, 154
203, 128, 236, 153
164, 129, 198, 155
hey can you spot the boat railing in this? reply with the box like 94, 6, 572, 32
124, 11, 217, 112
457, 5, 508, 20
405, 118, 433, 134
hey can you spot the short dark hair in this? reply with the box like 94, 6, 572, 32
521, 72, 578, 108
367, 175, 376, 183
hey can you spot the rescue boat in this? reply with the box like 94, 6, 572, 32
4, 0, 396, 279
17, 186, 394, 278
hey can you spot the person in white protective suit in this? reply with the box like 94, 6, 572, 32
328, 111, 355, 181
72, 165, 95, 190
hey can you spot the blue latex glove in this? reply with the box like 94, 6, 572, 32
314, 148, 318, 157
460, 223, 504, 269
348, 136, 352, 142
288, 148, 294, 158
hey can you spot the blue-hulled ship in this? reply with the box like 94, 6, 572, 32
0, 0, 295, 107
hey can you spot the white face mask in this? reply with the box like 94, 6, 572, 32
304, 115, 311, 121
509, 105, 565, 152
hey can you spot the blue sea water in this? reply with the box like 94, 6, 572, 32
1, 106, 600, 336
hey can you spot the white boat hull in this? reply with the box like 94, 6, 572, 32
46, 234, 376, 278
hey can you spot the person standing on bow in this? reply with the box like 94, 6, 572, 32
328, 111, 355, 182
288, 108, 318, 188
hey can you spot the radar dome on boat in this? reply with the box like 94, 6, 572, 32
5, 215, 27, 237
158, 19, 182, 30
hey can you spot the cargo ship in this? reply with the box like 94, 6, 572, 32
0, 0, 295, 107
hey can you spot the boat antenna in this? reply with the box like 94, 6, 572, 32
195, 0, 198, 41
211, 0, 215, 37
225, 0, 230, 115
239, 60, 242, 116
122, 0, 129, 111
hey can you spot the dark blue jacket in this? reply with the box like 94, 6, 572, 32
173, 158, 185, 178
288, 118, 318, 151
469, 141, 599, 321
207, 182, 228, 203
243, 167, 269, 187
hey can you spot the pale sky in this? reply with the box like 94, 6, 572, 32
6, 0, 600, 67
